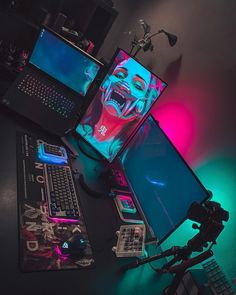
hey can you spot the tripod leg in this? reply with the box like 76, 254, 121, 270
164, 270, 185, 295
121, 246, 182, 271
160, 255, 181, 272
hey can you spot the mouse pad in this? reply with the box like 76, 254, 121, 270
16, 132, 95, 272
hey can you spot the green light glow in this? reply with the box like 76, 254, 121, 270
161, 156, 236, 281
113, 254, 172, 295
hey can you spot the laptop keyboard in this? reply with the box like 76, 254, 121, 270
17, 73, 75, 118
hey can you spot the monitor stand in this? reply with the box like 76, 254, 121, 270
77, 138, 102, 162
62, 135, 110, 197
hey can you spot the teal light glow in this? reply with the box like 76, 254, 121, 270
62, 242, 69, 249
161, 156, 236, 281
195, 157, 236, 280
112, 245, 173, 295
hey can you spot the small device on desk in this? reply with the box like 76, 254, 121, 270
43, 163, 81, 220
116, 194, 136, 214
112, 189, 143, 224
38, 141, 68, 164
112, 224, 146, 257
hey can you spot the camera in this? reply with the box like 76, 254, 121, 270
187, 201, 229, 251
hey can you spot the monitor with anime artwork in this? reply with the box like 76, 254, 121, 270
75, 48, 167, 162
119, 115, 211, 244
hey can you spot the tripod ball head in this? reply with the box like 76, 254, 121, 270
187, 200, 229, 251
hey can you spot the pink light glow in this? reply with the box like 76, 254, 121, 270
55, 245, 69, 261
48, 217, 79, 224
119, 195, 132, 201
55, 245, 62, 255
86, 40, 94, 54
152, 102, 196, 157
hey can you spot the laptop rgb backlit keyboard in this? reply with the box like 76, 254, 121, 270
17, 74, 75, 118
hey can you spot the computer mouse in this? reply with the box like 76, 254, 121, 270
58, 233, 87, 257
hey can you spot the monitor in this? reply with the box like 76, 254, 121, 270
29, 27, 102, 96
119, 115, 210, 244
75, 48, 167, 162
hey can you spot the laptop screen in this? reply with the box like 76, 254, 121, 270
29, 28, 101, 96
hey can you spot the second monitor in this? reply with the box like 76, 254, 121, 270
119, 115, 211, 244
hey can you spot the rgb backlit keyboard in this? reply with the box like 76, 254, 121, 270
17, 74, 75, 118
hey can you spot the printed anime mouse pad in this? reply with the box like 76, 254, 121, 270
16, 132, 95, 272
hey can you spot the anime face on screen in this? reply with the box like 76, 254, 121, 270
76, 49, 167, 162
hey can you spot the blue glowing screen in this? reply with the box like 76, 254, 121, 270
30, 28, 101, 96
120, 115, 209, 243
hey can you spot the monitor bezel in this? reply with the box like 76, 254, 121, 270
73, 47, 168, 163
28, 25, 104, 100
119, 114, 211, 245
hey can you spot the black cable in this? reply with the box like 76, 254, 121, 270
146, 243, 163, 272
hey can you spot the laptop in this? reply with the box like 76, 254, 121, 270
2, 26, 103, 136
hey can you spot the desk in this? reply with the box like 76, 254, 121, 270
0, 104, 171, 295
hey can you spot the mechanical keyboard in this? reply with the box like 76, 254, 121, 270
43, 164, 80, 220
17, 73, 75, 118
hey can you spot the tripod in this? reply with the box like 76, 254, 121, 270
122, 200, 229, 294
122, 240, 214, 294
